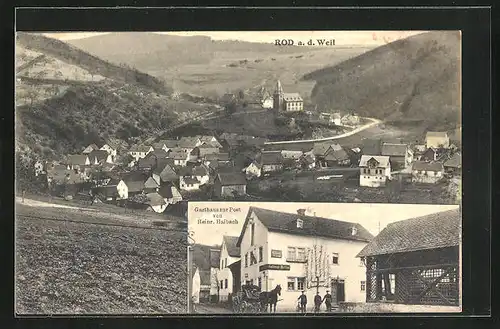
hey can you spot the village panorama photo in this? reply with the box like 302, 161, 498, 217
15, 30, 461, 314
187, 202, 461, 314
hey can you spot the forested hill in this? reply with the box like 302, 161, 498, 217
303, 31, 461, 131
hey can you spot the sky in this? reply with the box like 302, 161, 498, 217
42, 31, 427, 46
188, 202, 459, 246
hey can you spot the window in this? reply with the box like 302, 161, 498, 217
297, 248, 306, 261
250, 251, 257, 265
250, 223, 255, 246
258, 277, 262, 289
361, 281, 366, 291
389, 274, 395, 294
359, 257, 365, 267
220, 280, 223, 289
259, 246, 263, 262
224, 279, 228, 289
296, 218, 303, 228
250, 279, 254, 285
332, 253, 339, 265
287, 277, 296, 291
245, 253, 248, 267
297, 277, 305, 290
287, 247, 296, 261
220, 260, 223, 270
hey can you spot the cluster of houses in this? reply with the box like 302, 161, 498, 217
191, 206, 461, 311
33, 129, 460, 211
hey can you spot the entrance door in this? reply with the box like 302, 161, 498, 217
331, 279, 346, 303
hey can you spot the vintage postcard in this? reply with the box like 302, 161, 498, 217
187, 201, 461, 314
15, 30, 461, 314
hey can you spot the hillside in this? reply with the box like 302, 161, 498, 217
15, 34, 218, 186
17, 32, 172, 95
303, 31, 461, 132
67, 32, 373, 97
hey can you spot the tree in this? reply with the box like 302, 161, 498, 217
224, 102, 237, 117
238, 90, 245, 100
304, 244, 331, 293
210, 268, 220, 303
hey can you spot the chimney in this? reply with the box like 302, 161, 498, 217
351, 226, 358, 236
297, 209, 306, 216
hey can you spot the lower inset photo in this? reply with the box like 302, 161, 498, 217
187, 202, 461, 314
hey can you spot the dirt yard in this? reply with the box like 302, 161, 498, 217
15, 201, 188, 314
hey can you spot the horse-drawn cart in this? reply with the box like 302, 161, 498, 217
232, 284, 263, 313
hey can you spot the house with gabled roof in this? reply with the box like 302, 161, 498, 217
168, 150, 190, 166
426, 131, 450, 149
198, 143, 221, 158
237, 207, 373, 309
443, 152, 461, 174
381, 142, 413, 169
192, 164, 210, 186
122, 171, 149, 196
214, 172, 247, 198
82, 144, 99, 154
411, 161, 444, 184
259, 151, 284, 174
203, 153, 231, 167
180, 176, 201, 191
357, 208, 460, 308
144, 176, 160, 193
144, 192, 167, 213
67, 154, 91, 170
218, 235, 242, 302
244, 161, 263, 179
128, 144, 154, 161
152, 162, 178, 185
359, 155, 391, 187
88, 149, 113, 165
100, 142, 118, 158
324, 144, 351, 167
158, 183, 183, 205
94, 178, 128, 201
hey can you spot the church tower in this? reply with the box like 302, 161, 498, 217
273, 80, 284, 111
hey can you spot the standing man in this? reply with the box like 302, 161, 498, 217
297, 291, 307, 313
314, 292, 322, 313
322, 290, 332, 312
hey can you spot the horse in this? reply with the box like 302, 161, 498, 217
259, 284, 282, 313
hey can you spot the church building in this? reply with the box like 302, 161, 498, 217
273, 80, 304, 112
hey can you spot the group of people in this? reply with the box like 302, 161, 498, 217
297, 290, 333, 313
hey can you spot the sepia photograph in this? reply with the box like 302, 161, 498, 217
187, 202, 461, 314
14, 29, 462, 314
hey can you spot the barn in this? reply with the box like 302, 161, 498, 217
356, 208, 461, 307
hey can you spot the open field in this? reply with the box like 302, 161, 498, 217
155, 47, 374, 97
15, 202, 188, 314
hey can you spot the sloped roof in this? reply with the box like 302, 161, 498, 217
193, 165, 209, 176
381, 143, 408, 157
129, 144, 153, 153
265, 143, 312, 153
83, 144, 99, 153
223, 235, 241, 257
150, 149, 169, 158
260, 151, 283, 165
144, 176, 159, 189
68, 154, 89, 165
357, 208, 460, 257
204, 153, 230, 161
157, 164, 178, 182
122, 171, 148, 192
88, 150, 109, 162
158, 183, 180, 199
210, 249, 221, 268
145, 192, 166, 206
169, 151, 189, 160
283, 93, 303, 101
237, 207, 373, 246
217, 172, 246, 186
359, 155, 390, 168
313, 143, 334, 156
361, 138, 382, 155
182, 176, 201, 185
324, 147, 349, 161
412, 161, 444, 172
444, 152, 461, 168
178, 136, 200, 148
426, 131, 448, 138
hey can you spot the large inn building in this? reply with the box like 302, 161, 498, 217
230, 207, 373, 310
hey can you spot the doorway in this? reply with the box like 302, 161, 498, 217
331, 279, 345, 303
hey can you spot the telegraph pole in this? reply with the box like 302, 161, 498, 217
187, 231, 195, 313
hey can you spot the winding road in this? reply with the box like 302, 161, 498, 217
264, 117, 382, 145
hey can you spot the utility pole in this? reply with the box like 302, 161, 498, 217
187, 231, 195, 313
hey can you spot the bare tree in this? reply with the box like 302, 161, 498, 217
305, 244, 331, 292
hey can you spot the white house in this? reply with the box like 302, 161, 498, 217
169, 151, 189, 167
359, 155, 391, 187
281, 150, 304, 161
158, 183, 183, 205
261, 96, 274, 109
411, 161, 444, 184
244, 162, 262, 179
100, 143, 118, 159
180, 176, 201, 191
236, 207, 373, 311
128, 145, 154, 161
82, 144, 99, 154
192, 165, 210, 186
425, 132, 450, 149
218, 236, 241, 302
145, 192, 167, 213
